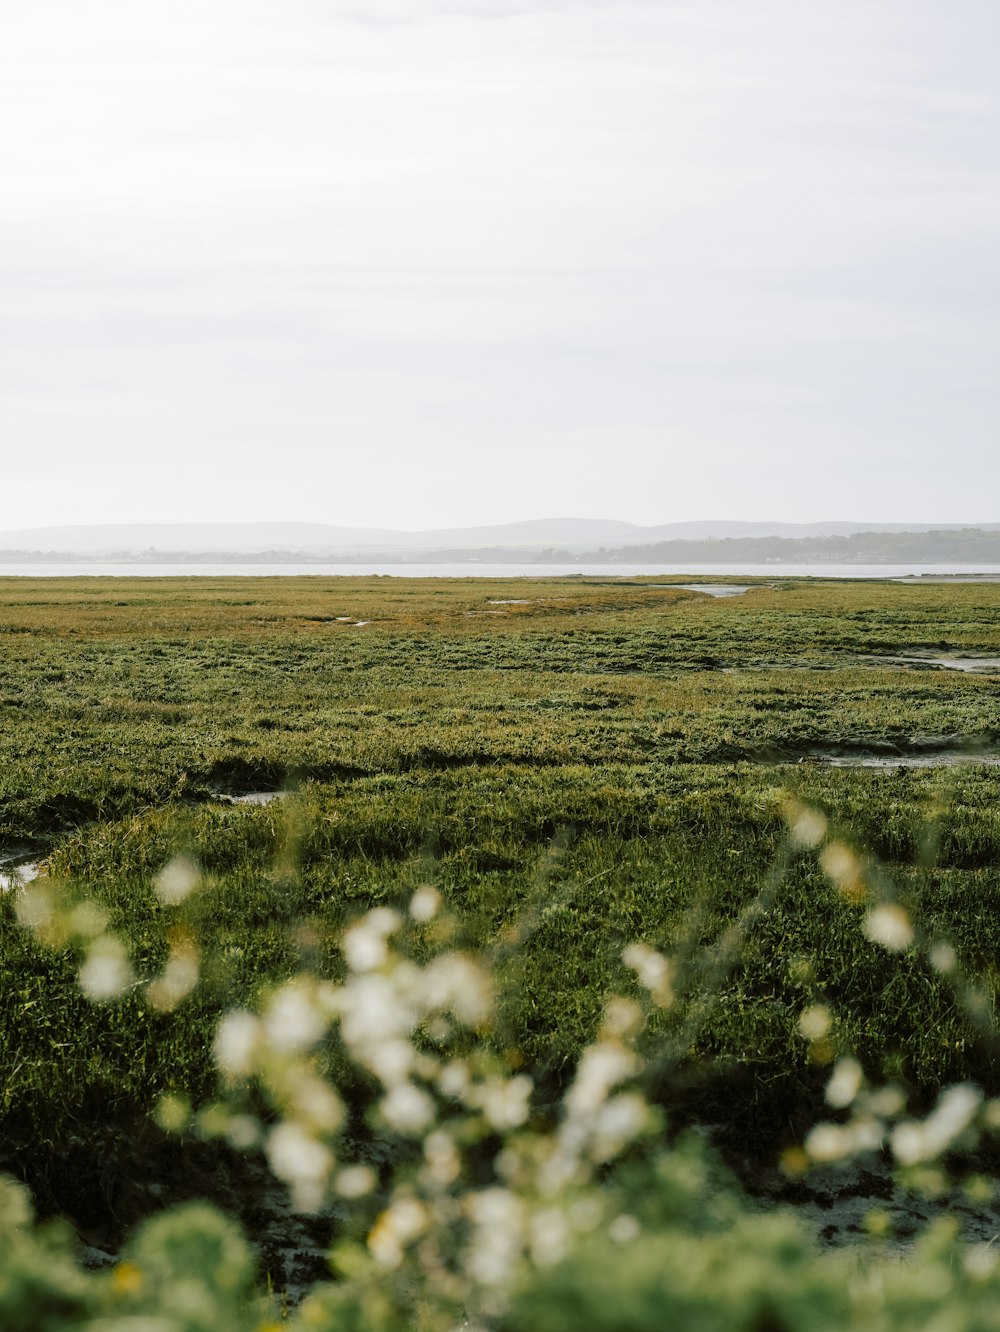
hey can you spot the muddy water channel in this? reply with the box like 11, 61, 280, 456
723, 655, 1000, 675
671, 584, 753, 597
794, 750, 1000, 770
889, 656, 1000, 674
211, 790, 288, 806
0, 849, 40, 891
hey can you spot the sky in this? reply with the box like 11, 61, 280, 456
3, 0, 999, 530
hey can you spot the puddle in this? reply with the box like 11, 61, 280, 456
721, 663, 835, 673
673, 584, 751, 598
789, 751, 1000, 770
890, 656, 1000, 675
722, 657, 1000, 675
213, 791, 288, 806
487, 599, 532, 605
0, 850, 40, 891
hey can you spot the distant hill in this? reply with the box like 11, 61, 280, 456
1, 518, 998, 559
571, 528, 1000, 565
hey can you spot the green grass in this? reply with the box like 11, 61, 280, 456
2, 574, 1000, 1221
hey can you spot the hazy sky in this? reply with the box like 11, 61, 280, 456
4, 1, 999, 529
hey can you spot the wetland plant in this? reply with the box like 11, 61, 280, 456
6, 803, 1000, 1330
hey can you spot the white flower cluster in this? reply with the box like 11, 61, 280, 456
213, 974, 344, 1211
540, 1033, 648, 1196
13, 857, 209, 1009
203, 891, 658, 1317
622, 942, 674, 1007
891, 1084, 983, 1166
804, 1058, 985, 1170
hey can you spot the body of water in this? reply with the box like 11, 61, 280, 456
4, 562, 1000, 579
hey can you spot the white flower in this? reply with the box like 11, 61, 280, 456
340, 974, 416, 1049
380, 1083, 435, 1134
891, 1084, 982, 1165
153, 855, 200, 906
820, 843, 861, 887
79, 936, 133, 1002
422, 1131, 461, 1188
367, 1037, 416, 1087
930, 942, 958, 974
343, 908, 402, 972
335, 1165, 377, 1198
368, 1196, 429, 1268
288, 1075, 345, 1133
266, 1123, 333, 1212
409, 885, 441, 922
565, 1042, 639, 1120
146, 942, 200, 1012
530, 1208, 569, 1267
214, 1010, 260, 1078
601, 997, 644, 1041
437, 1059, 471, 1100
465, 1189, 525, 1288
14, 883, 53, 932
825, 1057, 863, 1110
865, 1086, 906, 1118
788, 806, 827, 849
806, 1117, 882, 1163
622, 943, 673, 1006
473, 1075, 533, 1131
797, 1005, 831, 1043
608, 1214, 641, 1244
225, 1115, 261, 1150
422, 954, 494, 1025
68, 901, 108, 939
864, 905, 914, 953
805, 1122, 851, 1163
588, 1093, 648, 1161
263, 980, 327, 1052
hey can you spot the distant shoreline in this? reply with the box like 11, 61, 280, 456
5, 562, 1000, 582
4, 525, 1000, 566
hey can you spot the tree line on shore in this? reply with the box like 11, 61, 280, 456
3, 526, 1000, 564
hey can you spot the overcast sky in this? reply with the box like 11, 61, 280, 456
3, 0, 999, 530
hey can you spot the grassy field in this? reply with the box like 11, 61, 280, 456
3, 574, 1000, 1233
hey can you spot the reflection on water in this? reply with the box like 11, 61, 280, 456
0, 858, 39, 891
214, 791, 287, 806
672, 584, 751, 598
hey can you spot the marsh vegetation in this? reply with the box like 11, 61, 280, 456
4, 574, 1000, 1326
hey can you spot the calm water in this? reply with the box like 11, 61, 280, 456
4, 562, 1000, 579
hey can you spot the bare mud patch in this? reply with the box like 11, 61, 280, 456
746, 1155, 1000, 1255
73, 1148, 350, 1309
